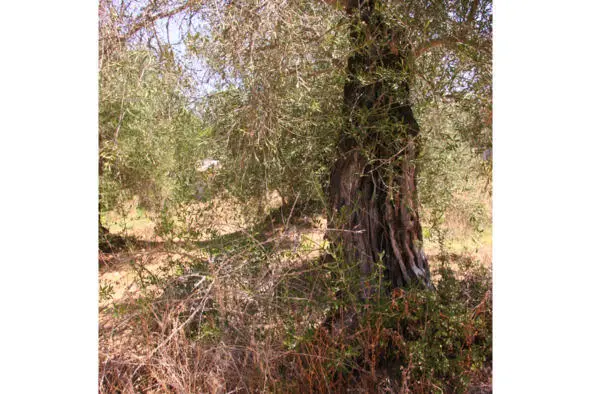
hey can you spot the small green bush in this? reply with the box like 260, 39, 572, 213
290, 258, 492, 393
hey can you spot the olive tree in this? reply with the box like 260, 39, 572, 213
192, 0, 491, 293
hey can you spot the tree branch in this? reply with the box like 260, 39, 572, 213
412, 36, 465, 58
466, 0, 480, 25
413, 0, 482, 59
123, 1, 202, 40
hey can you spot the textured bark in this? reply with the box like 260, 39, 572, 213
328, 0, 432, 295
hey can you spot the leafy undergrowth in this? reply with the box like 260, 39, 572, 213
99, 213, 491, 394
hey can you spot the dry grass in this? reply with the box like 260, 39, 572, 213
99, 194, 492, 393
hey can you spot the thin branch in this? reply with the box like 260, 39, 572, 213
123, 1, 202, 40
413, 36, 465, 58
466, 0, 481, 25
143, 280, 214, 360
413, 0, 482, 59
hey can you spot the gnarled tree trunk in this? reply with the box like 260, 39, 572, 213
328, 0, 432, 296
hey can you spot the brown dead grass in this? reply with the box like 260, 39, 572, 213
99, 193, 491, 393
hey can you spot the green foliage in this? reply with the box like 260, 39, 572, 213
185, 0, 492, 225
417, 101, 491, 250
99, 281, 115, 303
99, 1, 492, 392
99, 49, 208, 216
293, 259, 492, 393
191, 0, 349, 209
